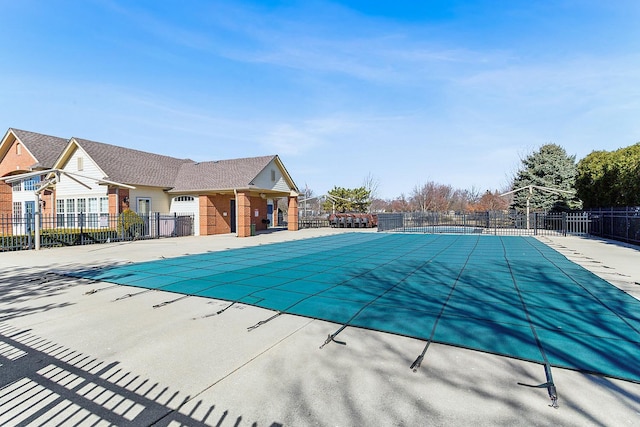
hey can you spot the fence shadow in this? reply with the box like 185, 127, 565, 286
0, 323, 282, 427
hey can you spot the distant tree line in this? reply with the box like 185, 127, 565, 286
298, 141, 640, 215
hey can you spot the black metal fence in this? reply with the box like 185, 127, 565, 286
377, 211, 591, 236
1, 212, 194, 251
299, 219, 330, 229
587, 207, 640, 245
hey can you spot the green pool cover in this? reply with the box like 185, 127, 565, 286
72, 233, 640, 383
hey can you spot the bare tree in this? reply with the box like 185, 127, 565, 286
389, 194, 411, 212
465, 186, 482, 205
362, 172, 381, 213
471, 190, 509, 211
410, 181, 454, 212
449, 189, 469, 212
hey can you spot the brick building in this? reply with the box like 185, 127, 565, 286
0, 128, 299, 237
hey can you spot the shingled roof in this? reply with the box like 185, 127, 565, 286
72, 138, 191, 188
11, 128, 69, 169
4, 127, 295, 193
169, 155, 278, 192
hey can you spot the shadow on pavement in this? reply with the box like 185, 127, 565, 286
0, 323, 282, 427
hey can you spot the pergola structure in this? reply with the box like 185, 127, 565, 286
1, 169, 135, 250
500, 185, 575, 229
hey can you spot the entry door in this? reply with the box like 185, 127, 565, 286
230, 199, 236, 233
267, 203, 273, 227
137, 198, 151, 215
137, 198, 151, 236
25, 201, 35, 233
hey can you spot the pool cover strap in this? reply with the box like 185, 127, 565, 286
507, 239, 558, 408
153, 294, 190, 308
518, 364, 558, 408
320, 235, 461, 350
411, 236, 481, 372
320, 325, 348, 349
247, 312, 282, 331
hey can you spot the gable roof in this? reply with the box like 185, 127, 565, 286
3, 127, 298, 194
9, 128, 69, 169
70, 138, 193, 188
169, 155, 278, 192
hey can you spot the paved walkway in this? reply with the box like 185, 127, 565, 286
1, 229, 639, 426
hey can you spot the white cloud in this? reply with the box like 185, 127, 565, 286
259, 116, 363, 156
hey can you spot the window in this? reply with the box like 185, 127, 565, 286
24, 176, 40, 191
271, 169, 276, 182
99, 197, 109, 213
66, 199, 76, 227
88, 198, 98, 212
75, 198, 86, 227
13, 202, 22, 218
16, 143, 21, 155
77, 157, 84, 171
174, 196, 195, 202
12, 181, 21, 192
88, 198, 98, 227
56, 200, 65, 227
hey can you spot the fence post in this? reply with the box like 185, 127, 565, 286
562, 212, 567, 237
610, 207, 614, 238
174, 212, 178, 237
27, 213, 33, 250
119, 213, 124, 241
626, 207, 630, 243
493, 211, 497, 235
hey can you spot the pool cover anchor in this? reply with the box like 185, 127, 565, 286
319, 325, 348, 349
410, 341, 431, 372
216, 301, 236, 316
153, 294, 190, 308
517, 364, 559, 408
114, 289, 154, 301
247, 312, 282, 331
84, 284, 119, 295
192, 302, 240, 320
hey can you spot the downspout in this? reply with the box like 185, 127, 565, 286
234, 188, 239, 237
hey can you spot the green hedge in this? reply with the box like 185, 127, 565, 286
1, 229, 119, 250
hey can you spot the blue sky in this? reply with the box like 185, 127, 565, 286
2, 0, 639, 199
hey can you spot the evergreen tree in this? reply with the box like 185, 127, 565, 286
510, 144, 580, 212
323, 186, 371, 213
575, 150, 615, 208
576, 142, 640, 208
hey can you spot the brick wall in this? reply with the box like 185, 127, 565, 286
251, 196, 269, 232
0, 182, 12, 233
199, 194, 236, 235
236, 192, 251, 237
0, 139, 38, 178
199, 193, 269, 237
108, 188, 129, 215
1, 138, 39, 218
288, 196, 299, 231
0, 182, 11, 218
